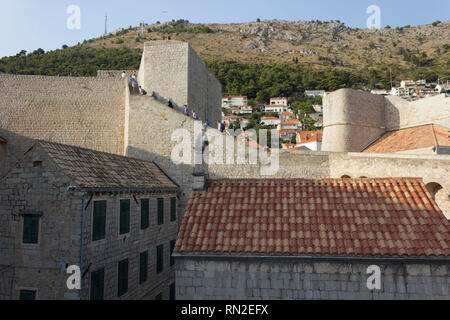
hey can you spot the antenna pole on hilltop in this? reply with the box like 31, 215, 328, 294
141, 21, 145, 35
105, 14, 108, 35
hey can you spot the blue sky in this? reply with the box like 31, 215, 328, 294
1, 0, 448, 58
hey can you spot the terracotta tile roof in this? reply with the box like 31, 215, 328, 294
363, 124, 450, 153
175, 178, 450, 257
35, 141, 179, 191
262, 117, 280, 121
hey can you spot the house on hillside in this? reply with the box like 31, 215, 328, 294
222, 96, 248, 109
279, 119, 302, 131
260, 117, 281, 127
265, 105, 292, 114
305, 90, 325, 97
270, 97, 288, 106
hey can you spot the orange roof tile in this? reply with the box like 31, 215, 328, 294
175, 178, 450, 257
363, 124, 450, 153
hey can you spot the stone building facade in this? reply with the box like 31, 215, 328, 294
0, 141, 179, 300
175, 258, 449, 300
174, 178, 450, 300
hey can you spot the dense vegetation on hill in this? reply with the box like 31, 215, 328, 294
0, 47, 142, 76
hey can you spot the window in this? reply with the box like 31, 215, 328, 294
23, 216, 39, 244
155, 293, 163, 300
19, 290, 36, 300
92, 201, 106, 241
139, 251, 148, 284
170, 240, 176, 266
170, 197, 176, 222
90, 268, 104, 300
117, 259, 129, 297
169, 282, 176, 300
157, 198, 164, 225
119, 200, 130, 235
156, 245, 163, 274
141, 199, 149, 230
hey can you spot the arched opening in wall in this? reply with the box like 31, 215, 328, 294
341, 175, 351, 179
425, 182, 443, 200
360, 176, 368, 179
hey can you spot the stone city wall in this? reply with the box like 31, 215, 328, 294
0, 74, 127, 156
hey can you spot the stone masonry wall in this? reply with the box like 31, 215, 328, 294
0, 74, 127, 156
175, 258, 449, 300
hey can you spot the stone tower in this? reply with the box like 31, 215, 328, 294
137, 41, 221, 124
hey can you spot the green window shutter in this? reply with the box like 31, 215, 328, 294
157, 198, 164, 225
169, 282, 176, 300
156, 245, 163, 274
140, 199, 149, 230
118, 259, 129, 297
170, 240, 176, 266
19, 290, 36, 300
139, 251, 148, 284
119, 200, 130, 235
90, 268, 104, 300
93, 201, 107, 241
23, 216, 39, 244
170, 197, 176, 222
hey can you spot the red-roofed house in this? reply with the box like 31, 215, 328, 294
260, 117, 281, 126
174, 178, 450, 300
279, 119, 301, 131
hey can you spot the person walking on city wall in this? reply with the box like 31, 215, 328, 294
192, 110, 198, 120
121, 71, 127, 78
139, 86, 147, 96
184, 105, 190, 117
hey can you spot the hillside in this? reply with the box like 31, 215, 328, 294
89, 19, 449, 76
1, 19, 449, 102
